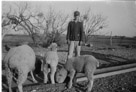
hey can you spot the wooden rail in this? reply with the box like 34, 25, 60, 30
77, 63, 136, 82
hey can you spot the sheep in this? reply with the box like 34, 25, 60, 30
3, 45, 37, 92
55, 55, 99, 92
41, 43, 59, 84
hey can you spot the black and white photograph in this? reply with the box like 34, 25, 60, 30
2, 0, 136, 92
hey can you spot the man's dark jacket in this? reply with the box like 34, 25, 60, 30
66, 21, 84, 41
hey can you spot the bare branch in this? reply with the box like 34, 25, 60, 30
82, 9, 108, 43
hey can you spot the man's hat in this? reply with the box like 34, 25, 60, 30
74, 11, 80, 16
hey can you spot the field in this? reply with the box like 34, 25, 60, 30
2, 35, 136, 92
2, 35, 136, 67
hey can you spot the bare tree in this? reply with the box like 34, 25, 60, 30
81, 9, 108, 43
2, 3, 69, 46
2, 6, 14, 39
2, 2, 42, 43
40, 7, 69, 46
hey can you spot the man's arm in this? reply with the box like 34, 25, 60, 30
79, 22, 84, 45
66, 22, 71, 42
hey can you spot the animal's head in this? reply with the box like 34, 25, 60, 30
48, 43, 58, 51
55, 67, 67, 83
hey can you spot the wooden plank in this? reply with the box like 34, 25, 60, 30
76, 63, 136, 78
77, 67, 136, 82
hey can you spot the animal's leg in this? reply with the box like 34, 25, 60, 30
18, 84, 23, 92
86, 76, 94, 92
85, 69, 94, 92
41, 59, 44, 71
50, 65, 56, 84
43, 72, 48, 83
43, 64, 49, 83
68, 69, 75, 89
6, 68, 13, 92
30, 71, 37, 83
17, 69, 28, 92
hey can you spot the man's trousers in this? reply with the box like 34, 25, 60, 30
67, 41, 81, 59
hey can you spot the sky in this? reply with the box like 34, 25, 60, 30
2, 1, 136, 37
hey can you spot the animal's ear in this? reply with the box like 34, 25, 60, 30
47, 43, 53, 49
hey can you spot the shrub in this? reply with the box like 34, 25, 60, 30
41, 31, 66, 48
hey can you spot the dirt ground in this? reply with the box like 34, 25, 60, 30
2, 44, 136, 92
77, 71, 136, 92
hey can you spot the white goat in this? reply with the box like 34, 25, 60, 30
3, 45, 37, 92
41, 43, 58, 84
55, 55, 99, 92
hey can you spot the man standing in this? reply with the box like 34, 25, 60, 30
66, 11, 84, 59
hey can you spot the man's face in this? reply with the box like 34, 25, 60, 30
75, 15, 80, 21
